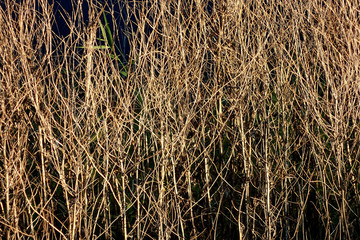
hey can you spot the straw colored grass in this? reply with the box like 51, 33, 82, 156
1, 0, 360, 239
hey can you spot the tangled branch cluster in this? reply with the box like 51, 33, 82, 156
1, 0, 360, 239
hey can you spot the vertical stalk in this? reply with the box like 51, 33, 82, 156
204, 157, 211, 210
238, 105, 250, 239
263, 108, 272, 240
265, 135, 271, 240
284, 126, 289, 240
39, 127, 50, 238
218, 93, 223, 156
120, 156, 128, 240
104, 104, 110, 239
202, 123, 212, 235
187, 167, 196, 236
85, 12, 96, 107
136, 135, 141, 238
4, 138, 10, 240
159, 120, 165, 240
71, 153, 80, 240
282, 96, 290, 240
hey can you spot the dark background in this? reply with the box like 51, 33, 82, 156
53, 0, 130, 59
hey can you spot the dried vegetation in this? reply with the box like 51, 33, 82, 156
1, 0, 360, 239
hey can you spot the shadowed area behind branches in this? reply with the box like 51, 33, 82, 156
53, 0, 130, 61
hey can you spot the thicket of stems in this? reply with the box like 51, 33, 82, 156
1, 0, 360, 239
